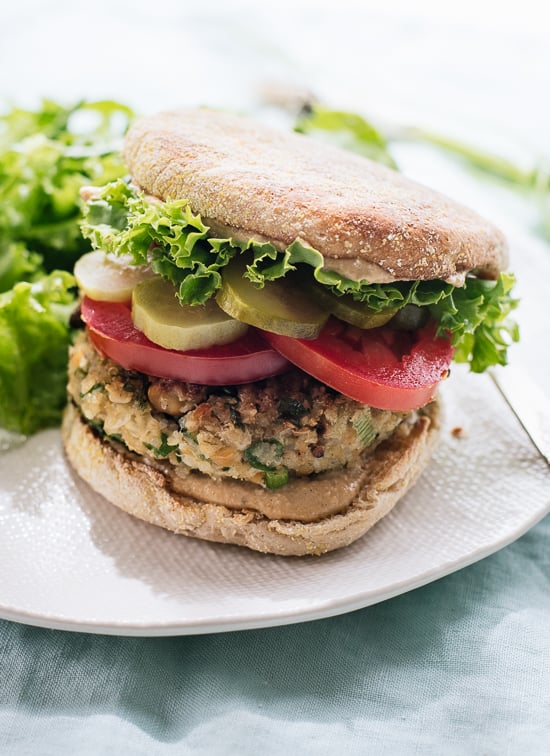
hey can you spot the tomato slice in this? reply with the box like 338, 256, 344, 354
260, 318, 453, 411
81, 297, 290, 385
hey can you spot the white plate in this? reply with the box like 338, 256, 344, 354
0, 234, 549, 636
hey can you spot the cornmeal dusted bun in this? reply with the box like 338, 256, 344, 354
123, 108, 508, 284
62, 400, 440, 557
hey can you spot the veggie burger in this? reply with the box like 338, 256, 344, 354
62, 108, 515, 556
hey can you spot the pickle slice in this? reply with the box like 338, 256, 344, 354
74, 250, 155, 302
132, 277, 248, 351
216, 257, 328, 339
305, 280, 398, 329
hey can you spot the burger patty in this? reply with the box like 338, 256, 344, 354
68, 330, 407, 487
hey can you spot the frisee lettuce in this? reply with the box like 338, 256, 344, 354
81, 179, 519, 372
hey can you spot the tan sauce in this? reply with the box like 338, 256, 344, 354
320, 256, 398, 283
166, 462, 369, 523
202, 220, 399, 284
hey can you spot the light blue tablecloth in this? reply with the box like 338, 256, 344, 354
2, 513, 549, 755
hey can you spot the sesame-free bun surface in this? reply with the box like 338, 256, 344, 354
123, 108, 507, 283
62, 401, 440, 557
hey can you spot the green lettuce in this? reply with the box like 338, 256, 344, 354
0, 240, 43, 291
82, 179, 519, 373
0, 271, 76, 434
0, 99, 133, 435
0, 99, 133, 284
294, 105, 397, 169
430, 272, 519, 372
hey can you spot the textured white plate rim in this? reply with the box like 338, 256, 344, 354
1, 499, 548, 637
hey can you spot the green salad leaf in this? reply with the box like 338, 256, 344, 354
0, 99, 132, 284
294, 105, 397, 169
0, 98, 134, 148
82, 179, 519, 373
0, 99, 133, 435
430, 272, 519, 372
0, 240, 43, 291
0, 271, 76, 434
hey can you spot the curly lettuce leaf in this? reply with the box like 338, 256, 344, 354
82, 180, 518, 372
82, 181, 434, 306
82, 180, 233, 304
430, 272, 519, 372
0, 271, 76, 434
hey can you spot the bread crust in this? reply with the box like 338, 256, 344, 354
62, 400, 440, 556
123, 109, 507, 282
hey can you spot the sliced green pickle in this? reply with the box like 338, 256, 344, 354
132, 277, 248, 351
216, 257, 328, 339
305, 280, 398, 329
